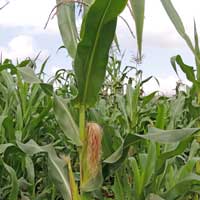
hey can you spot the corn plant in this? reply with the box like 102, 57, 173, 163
1, 0, 200, 199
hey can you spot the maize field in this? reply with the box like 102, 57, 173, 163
0, 0, 200, 199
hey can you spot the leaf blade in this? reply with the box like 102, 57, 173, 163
74, 0, 127, 107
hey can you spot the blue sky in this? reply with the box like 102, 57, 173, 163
0, 0, 199, 94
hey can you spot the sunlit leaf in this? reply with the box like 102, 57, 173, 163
74, 0, 128, 107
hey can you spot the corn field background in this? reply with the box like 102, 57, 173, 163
0, 0, 200, 199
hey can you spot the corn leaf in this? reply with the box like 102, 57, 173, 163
54, 95, 82, 146
17, 140, 72, 200
56, 0, 78, 58
74, 0, 128, 107
137, 127, 200, 144
171, 55, 196, 83
129, 0, 145, 60
17, 66, 41, 84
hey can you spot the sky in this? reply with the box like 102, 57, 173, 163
0, 0, 200, 94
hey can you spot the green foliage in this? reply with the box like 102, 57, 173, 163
54, 95, 82, 146
74, 0, 127, 107
1, 0, 200, 199
17, 140, 72, 200
129, 0, 145, 60
56, 0, 78, 58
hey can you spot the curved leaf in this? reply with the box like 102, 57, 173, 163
54, 95, 82, 146
104, 134, 140, 164
74, 0, 128, 107
103, 134, 141, 176
17, 140, 72, 200
171, 55, 196, 83
136, 127, 200, 144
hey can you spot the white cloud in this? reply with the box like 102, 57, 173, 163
0, 35, 49, 60
0, 0, 58, 33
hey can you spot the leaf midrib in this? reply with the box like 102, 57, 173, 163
49, 156, 72, 199
82, 0, 113, 104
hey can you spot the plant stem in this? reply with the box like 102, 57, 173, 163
79, 105, 89, 199
79, 105, 86, 141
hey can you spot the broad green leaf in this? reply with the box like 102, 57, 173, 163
54, 95, 82, 146
74, 0, 128, 107
56, 0, 78, 58
17, 67, 41, 83
137, 127, 200, 144
160, 0, 194, 53
17, 140, 72, 200
129, 0, 145, 60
